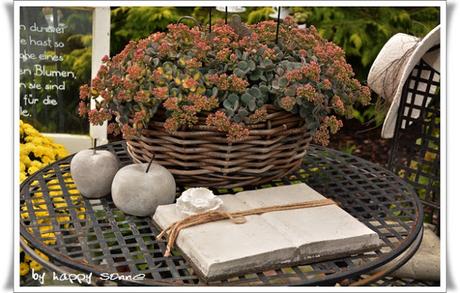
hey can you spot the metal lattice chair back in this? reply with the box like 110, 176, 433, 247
388, 48, 440, 234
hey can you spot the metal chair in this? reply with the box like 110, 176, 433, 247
387, 46, 441, 235
365, 46, 441, 286
345, 44, 441, 287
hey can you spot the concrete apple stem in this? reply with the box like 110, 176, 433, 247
93, 138, 97, 155
146, 154, 155, 173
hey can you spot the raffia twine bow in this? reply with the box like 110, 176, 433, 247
156, 198, 336, 257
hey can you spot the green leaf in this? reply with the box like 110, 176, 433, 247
235, 49, 242, 59
248, 99, 256, 111
238, 60, 249, 71
241, 93, 253, 105
284, 86, 296, 97
262, 59, 273, 68
279, 77, 288, 88
234, 68, 246, 78
275, 67, 284, 76
255, 98, 264, 107
223, 94, 239, 111
352, 109, 365, 124
238, 108, 249, 117
223, 99, 233, 110
249, 69, 262, 81
248, 87, 262, 98
265, 72, 274, 81
170, 87, 180, 96
212, 87, 218, 97
299, 106, 309, 119
350, 33, 362, 50
224, 108, 235, 117
228, 93, 239, 104
259, 85, 269, 95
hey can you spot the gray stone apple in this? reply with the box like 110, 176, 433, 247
70, 149, 119, 198
111, 163, 176, 217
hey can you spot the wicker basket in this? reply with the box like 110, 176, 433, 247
126, 106, 311, 188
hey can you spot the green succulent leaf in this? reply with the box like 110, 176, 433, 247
248, 87, 262, 98
241, 93, 254, 105
212, 87, 218, 97
222, 93, 240, 111
262, 59, 273, 68
238, 60, 249, 71
278, 77, 288, 88
224, 108, 235, 117
285, 86, 296, 97
256, 98, 265, 108
299, 106, 310, 119
238, 108, 249, 118
249, 69, 262, 81
170, 87, 180, 96
259, 85, 269, 95
223, 99, 232, 110
234, 68, 246, 78
265, 72, 274, 82
228, 93, 239, 104
235, 49, 242, 59
248, 99, 257, 111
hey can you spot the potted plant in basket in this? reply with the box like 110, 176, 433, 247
78, 16, 370, 188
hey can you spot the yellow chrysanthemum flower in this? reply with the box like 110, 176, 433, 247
20, 262, 29, 276
27, 166, 39, 175
24, 253, 33, 263
29, 260, 42, 271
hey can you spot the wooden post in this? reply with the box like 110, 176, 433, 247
90, 7, 110, 146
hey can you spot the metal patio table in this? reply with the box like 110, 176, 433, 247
20, 141, 424, 286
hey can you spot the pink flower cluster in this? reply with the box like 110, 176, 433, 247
206, 73, 249, 93
206, 111, 250, 142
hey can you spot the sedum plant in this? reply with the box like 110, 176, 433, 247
79, 16, 370, 145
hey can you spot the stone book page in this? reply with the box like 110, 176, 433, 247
153, 184, 382, 281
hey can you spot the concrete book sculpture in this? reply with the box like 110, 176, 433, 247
153, 183, 382, 281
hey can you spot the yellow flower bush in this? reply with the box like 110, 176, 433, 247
20, 120, 86, 280
20, 120, 68, 182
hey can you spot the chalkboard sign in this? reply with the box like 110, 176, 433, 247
19, 7, 92, 134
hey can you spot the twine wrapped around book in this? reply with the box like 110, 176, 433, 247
156, 198, 337, 257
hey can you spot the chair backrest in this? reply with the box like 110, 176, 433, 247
387, 48, 440, 234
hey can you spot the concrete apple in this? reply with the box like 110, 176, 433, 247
70, 143, 119, 198
111, 161, 176, 217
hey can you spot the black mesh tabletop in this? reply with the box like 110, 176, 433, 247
20, 141, 423, 286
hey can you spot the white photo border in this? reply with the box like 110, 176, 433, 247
13, 1, 447, 292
